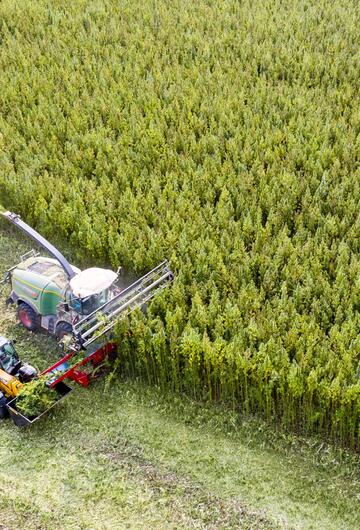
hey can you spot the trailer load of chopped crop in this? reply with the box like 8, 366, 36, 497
16, 377, 58, 418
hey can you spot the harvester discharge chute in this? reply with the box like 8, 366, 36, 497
2, 211, 76, 280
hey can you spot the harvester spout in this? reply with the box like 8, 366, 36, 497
2, 211, 77, 280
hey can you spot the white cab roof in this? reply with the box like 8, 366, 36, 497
70, 268, 118, 298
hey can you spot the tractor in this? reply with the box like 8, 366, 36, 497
0, 335, 37, 419
0, 335, 72, 426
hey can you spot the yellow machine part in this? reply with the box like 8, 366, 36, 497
0, 369, 23, 398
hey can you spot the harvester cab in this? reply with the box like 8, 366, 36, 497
66, 267, 118, 317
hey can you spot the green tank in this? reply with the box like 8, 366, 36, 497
8, 255, 76, 338
11, 258, 64, 315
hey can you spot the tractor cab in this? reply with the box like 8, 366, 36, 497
0, 336, 21, 375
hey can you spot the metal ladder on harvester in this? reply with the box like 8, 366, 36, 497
71, 261, 174, 350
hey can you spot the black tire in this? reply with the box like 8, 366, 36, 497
17, 302, 40, 332
55, 321, 73, 342
0, 393, 9, 420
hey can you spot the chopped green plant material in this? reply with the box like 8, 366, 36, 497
16, 377, 58, 418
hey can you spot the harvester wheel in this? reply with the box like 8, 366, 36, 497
18, 302, 39, 331
55, 322, 73, 342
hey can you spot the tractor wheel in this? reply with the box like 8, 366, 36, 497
17, 302, 39, 332
55, 322, 73, 342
